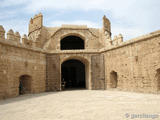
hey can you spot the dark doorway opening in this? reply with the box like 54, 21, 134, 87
61, 59, 86, 90
156, 68, 160, 91
19, 75, 31, 95
60, 35, 84, 50
110, 71, 118, 88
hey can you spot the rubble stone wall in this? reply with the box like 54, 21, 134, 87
104, 33, 160, 93
0, 43, 46, 99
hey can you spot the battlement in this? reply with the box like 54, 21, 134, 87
29, 13, 43, 34
104, 33, 123, 47
111, 34, 123, 46
0, 25, 33, 47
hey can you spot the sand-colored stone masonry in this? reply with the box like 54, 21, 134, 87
103, 31, 160, 93
0, 13, 160, 99
0, 25, 46, 99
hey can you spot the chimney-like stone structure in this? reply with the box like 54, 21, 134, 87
0, 25, 5, 40
117, 34, 123, 44
15, 31, 21, 42
7, 29, 14, 40
29, 13, 43, 35
112, 34, 123, 46
103, 15, 111, 37
22, 34, 32, 47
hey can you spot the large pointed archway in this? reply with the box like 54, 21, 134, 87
61, 59, 86, 90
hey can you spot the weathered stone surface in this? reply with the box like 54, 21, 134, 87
91, 54, 105, 90
0, 43, 46, 99
104, 34, 160, 93
46, 54, 60, 91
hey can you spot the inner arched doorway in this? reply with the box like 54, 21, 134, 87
61, 59, 86, 90
19, 75, 31, 95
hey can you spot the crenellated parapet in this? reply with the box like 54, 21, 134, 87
22, 34, 33, 47
6, 29, 21, 43
112, 34, 123, 46
106, 34, 123, 46
0, 25, 35, 48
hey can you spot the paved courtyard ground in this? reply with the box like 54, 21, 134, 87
0, 90, 160, 120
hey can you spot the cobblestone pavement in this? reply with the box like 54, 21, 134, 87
0, 90, 160, 120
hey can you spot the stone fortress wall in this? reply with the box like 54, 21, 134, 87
0, 25, 46, 99
0, 13, 160, 99
103, 30, 160, 93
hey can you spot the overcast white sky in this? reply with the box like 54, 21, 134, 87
0, 0, 160, 40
